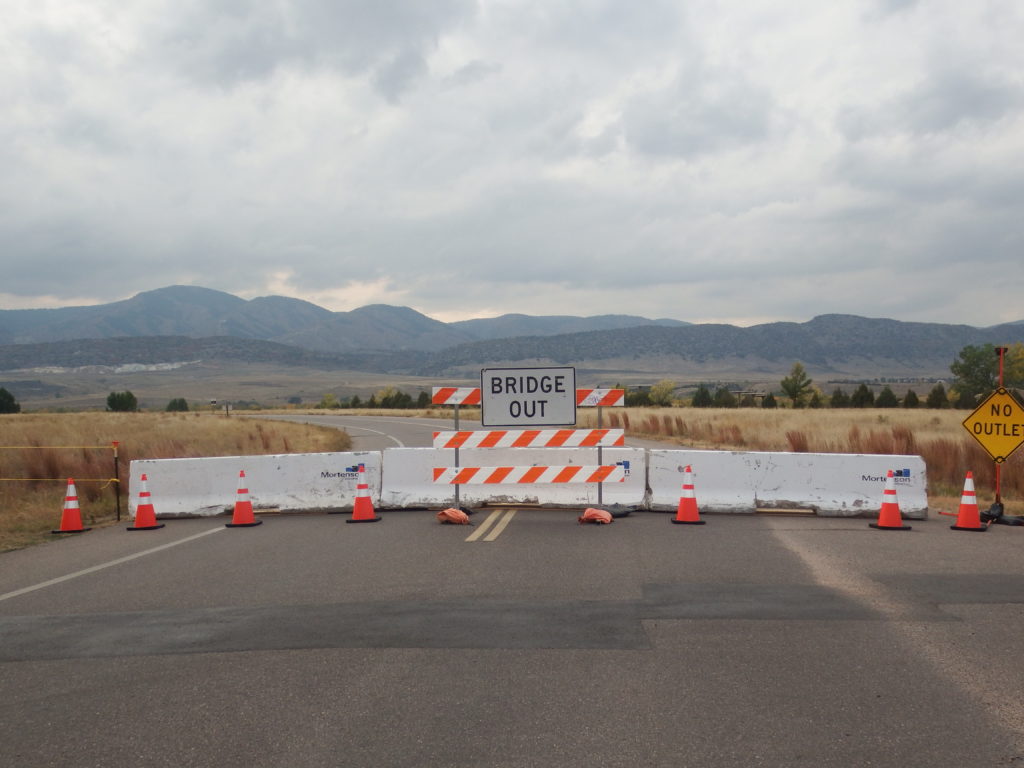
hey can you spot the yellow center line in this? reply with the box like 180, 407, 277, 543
465, 509, 517, 542
483, 509, 517, 542
465, 509, 502, 541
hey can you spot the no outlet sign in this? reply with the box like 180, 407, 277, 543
481, 367, 577, 427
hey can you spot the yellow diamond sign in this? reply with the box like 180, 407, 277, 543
962, 388, 1024, 463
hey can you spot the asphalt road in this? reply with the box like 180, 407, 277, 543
2, 416, 1024, 767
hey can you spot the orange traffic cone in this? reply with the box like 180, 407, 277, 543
672, 465, 705, 525
52, 478, 91, 534
127, 473, 166, 531
347, 464, 381, 523
869, 470, 911, 530
950, 471, 987, 532
226, 470, 262, 527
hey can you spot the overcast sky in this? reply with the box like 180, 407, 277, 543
3, 1, 1022, 326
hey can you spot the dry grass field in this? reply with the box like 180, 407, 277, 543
0, 413, 351, 551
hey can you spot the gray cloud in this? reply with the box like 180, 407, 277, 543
2, 0, 1024, 327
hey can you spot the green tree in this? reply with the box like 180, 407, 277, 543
106, 391, 138, 412
903, 389, 920, 408
762, 392, 778, 409
377, 387, 413, 408
950, 344, 998, 404
317, 393, 341, 409
712, 388, 737, 408
165, 397, 189, 412
0, 386, 20, 414
926, 383, 949, 409
808, 391, 823, 409
850, 383, 874, 408
952, 388, 977, 409
349, 395, 362, 409
416, 391, 430, 408
875, 386, 899, 408
648, 379, 677, 407
691, 384, 713, 408
780, 362, 813, 408
1006, 343, 1024, 388
625, 387, 652, 407
830, 388, 850, 408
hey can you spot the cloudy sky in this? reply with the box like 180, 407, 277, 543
3, 0, 1023, 326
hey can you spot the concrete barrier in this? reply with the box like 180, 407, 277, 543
647, 450, 928, 518
381, 447, 647, 509
129, 451, 381, 518
131, 447, 928, 519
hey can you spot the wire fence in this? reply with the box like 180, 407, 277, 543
0, 442, 122, 520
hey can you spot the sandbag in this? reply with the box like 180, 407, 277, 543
578, 507, 613, 524
436, 507, 472, 525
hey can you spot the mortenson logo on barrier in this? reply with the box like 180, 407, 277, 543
321, 463, 365, 480
862, 469, 912, 485
617, 460, 631, 477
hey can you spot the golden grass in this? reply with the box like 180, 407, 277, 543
0, 413, 351, 551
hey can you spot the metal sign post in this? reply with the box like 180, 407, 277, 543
961, 346, 1022, 513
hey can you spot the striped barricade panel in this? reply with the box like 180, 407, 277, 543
431, 387, 481, 405
432, 428, 625, 449
575, 389, 625, 407
432, 388, 624, 406
432, 465, 626, 485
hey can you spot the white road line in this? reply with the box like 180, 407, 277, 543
0, 526, 224, 603
341, 424, 406, 447
765, 518, 1024, 753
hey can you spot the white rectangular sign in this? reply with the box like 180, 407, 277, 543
480, 367, 577, 427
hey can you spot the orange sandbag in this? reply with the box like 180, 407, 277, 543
578, 507, 613, 524
436, 507, 471, 525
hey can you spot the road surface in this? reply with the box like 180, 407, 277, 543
2, 415, 1023, 767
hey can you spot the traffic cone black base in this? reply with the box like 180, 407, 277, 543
226, 519, 264, 528
671, 519, 706, 525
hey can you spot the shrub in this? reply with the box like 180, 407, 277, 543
106, 391, 138, 412
0, 387, 20, 414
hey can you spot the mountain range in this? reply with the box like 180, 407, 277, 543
1, 285, 1022, 380
0, 285, 687, 352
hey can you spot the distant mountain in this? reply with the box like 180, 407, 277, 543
3, 314, 1023, 381
0, 286, 684, 353
450, 313, 688, 340
404, 314, 1024, 378
2, 286, 1024, 380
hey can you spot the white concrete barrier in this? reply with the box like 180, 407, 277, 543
131, 447, 928, 519
647, 450, 928, 518
381, 447, 647, 508
129, 451, 381, 518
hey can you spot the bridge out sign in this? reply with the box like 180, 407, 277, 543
962, 388, 1024, 463
481, 367, 576, 427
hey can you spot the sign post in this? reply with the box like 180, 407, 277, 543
961, 347, 1022, 509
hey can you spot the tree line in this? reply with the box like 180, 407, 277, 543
1, 342, 1020, 414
